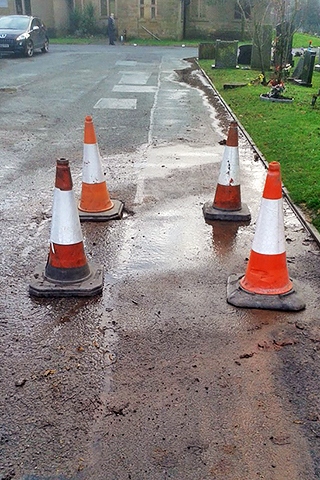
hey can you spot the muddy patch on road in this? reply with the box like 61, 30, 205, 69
176, 58, 232, 133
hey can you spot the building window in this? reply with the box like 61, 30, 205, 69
235, 1, 251, 20
138, 0, 157, 20
140, 0, 144, 18
190, 0, 205, 19
151, 0, 156, 18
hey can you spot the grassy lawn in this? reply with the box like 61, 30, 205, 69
50, 36, 200, 46
50, 36, 106, 44
293, 32, 320, 48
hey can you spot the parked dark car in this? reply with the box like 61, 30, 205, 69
0, 15, 49, 57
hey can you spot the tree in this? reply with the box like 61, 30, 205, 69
270, 0, 304, 83
204, 0, 271, 82
234, 0, 305, 84
205, 0, 306, 84
68, 1, 100, 36
234, 0, 273, 84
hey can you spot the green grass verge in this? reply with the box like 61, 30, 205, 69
122, 38, 200, 46
199, 59, 320, 230
50, 36, 106, 44
49, 36, 200, 46
293, 32, 320, 48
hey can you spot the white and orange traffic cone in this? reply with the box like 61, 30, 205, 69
29, 158, 104, 297
78, 115, 123, 221
227, 161, 305, 311
203, 121, 250, 222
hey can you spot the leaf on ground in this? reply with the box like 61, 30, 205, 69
42, 369, 56, 377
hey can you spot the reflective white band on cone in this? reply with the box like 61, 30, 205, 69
252, 198, 286, 255
217, 146, 240, 186
50, 189, 83, 245
82, 144, 105, 184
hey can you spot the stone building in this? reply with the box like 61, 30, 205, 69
0, 0, 269, 40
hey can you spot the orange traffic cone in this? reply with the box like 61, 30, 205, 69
29, 158, 104, 297
227, 161, 305, 311
203, 121, 250, 222
78, 115, 123, 221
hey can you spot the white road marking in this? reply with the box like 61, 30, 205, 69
116, 60, 138, 66
118, 72, 151, 85
133, 61, 161, 205
112, 85, 157, 93
93, 98, 137, 109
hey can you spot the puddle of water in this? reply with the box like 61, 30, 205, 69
135, 143, 221, 173
164, 89, 189, 101
108, 196, 257, 280
109, 197, 211, 276
207, 220, 250, 258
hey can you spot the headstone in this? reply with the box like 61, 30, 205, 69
251, 24, 272, 71
238, 44, 252, 65
198, 43, 215, 60
215, 40, 238, 68
294, 50, 316, 87
292, 56, 304, 79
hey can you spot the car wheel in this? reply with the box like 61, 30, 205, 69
41, 38, 49, 53
25, 40, 34, 57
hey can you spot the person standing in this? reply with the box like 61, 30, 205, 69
107, 13, 116, 45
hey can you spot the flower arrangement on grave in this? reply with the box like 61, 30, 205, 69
260, 64, 293, 102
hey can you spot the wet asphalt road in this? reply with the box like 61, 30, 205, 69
0, 44, 320, 479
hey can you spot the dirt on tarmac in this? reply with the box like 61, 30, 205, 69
1, 56, 320, 480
